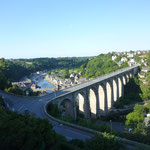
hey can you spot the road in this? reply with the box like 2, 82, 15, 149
96, 120, 126, 133
0, 65, 139, 141
0, 90, 93, 141
48, 65, 139, 99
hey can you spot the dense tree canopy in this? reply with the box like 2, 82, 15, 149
0, 97, 126, 150
125, 104, 147, 129
83, 53, 128, 79
84, 134, 125, 150
6, 85, 24, 95
62, 68, 70, 79
123, 102, 150, 145
140, 72, 150, 100
0, 57, 88, 90
0, 98, 60, 150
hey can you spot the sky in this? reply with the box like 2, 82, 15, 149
0, 0, 150, 59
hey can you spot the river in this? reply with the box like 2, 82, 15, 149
36, 78, 54, 94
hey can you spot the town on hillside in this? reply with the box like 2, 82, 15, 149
11, 50, 150, 95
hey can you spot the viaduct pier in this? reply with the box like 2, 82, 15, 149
49, 65, 140, 119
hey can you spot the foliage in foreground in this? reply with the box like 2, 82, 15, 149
47, 103, 120, 135
0, 110, 58, 149
85, 134, 125, 150
4, 85, 40, 96
0, 96, 125, 150
123, 102, 150, 145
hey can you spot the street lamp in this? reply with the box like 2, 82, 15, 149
54, 89, 57, 98
110, 120, 112, 135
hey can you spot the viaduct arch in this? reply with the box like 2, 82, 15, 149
51, 65, 139, 119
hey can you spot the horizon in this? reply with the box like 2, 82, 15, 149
1, 49, 149, 60
0, 0, 150, 59
1, 55, 95, 60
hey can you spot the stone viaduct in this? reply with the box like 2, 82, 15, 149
51, 65, 140, 120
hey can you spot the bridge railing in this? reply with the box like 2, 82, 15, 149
64, 65, 138, 90
44, 99, 150, 149
0, 65, 139, 100
52, 65, 139, 100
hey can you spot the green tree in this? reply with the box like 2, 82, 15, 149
6, 85, 24, 95
47, 72, 51, 76
146, 101, 150, 113
125, 104, 145, 129
85, 53, 122, 79
134, 104, 145, 114
141, 79, 150, 100
63, 68, 70, 79
0, 73, 10, 90
147, 52, 150, 66
0, 100, 61, 150
84, 133, 125, 150
125, 112, 144, 129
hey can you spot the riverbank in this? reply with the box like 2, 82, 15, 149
45, 78, 57, 88
35, 78, 55, 94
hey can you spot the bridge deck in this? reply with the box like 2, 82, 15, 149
54, 65, 139, 99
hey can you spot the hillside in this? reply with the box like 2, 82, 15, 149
80, 53, 128, 79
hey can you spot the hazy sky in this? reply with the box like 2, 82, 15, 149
0, 0, 150, 59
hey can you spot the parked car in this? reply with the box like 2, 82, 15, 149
23, 109, 29, 114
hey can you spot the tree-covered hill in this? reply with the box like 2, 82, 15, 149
0, 57, 89, 90
0, 53, 129, 90
80, 53, 128, 79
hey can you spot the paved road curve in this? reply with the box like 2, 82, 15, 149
0, 65, 139, 141
0, 90, 93, 141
